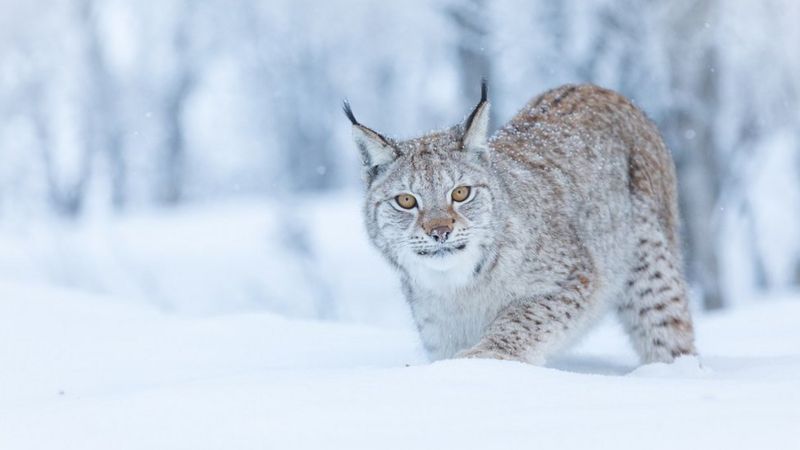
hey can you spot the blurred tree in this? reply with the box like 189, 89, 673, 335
159, 1, 197, 205
660, 0, 723, 310
278, 44, 337, 192
80, 0, 126, 209
32, 80, 92, 218
447, 0, 498, 129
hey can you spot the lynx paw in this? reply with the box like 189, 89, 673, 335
456, 346, 515, 361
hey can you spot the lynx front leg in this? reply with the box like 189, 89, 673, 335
457, 278, 594, 364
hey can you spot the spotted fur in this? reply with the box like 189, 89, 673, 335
347, 83, 696, 364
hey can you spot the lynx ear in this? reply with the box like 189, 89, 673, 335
343, 101, 398, 178
462, 80, 490, 156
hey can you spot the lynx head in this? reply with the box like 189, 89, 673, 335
344, 81, 502, 288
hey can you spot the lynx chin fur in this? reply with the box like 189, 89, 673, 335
344, 82, 696, 365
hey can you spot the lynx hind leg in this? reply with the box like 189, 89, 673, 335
617, 214, 696, 363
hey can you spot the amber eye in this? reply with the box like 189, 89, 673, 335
451, 186, 471, 202
395, 193, 417, 209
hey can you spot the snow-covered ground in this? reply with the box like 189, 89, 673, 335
1, 198, 798, 449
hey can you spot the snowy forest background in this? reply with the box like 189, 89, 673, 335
1, 0, 799, 321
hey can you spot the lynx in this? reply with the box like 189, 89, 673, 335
344, 82, 696, 365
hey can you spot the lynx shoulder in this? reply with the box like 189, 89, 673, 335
345, 82, 696, 365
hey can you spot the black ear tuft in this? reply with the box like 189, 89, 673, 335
465, 79, 489, 133
342, 100, 359, 126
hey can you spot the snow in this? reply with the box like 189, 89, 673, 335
1, 200, 799, 449
0, 194, 409, 324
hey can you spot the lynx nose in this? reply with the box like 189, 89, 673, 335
429, 225, 452, 243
